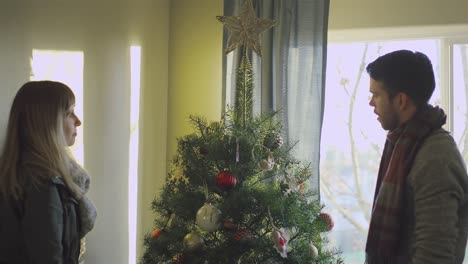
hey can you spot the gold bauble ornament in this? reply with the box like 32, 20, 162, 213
309, 241, 319, 259
183, 231, 205, 253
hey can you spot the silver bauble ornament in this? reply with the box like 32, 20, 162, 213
196, 203, 222, 232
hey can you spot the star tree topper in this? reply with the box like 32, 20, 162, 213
216, 0, 276, 57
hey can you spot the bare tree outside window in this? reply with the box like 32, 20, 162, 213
453, 44, 468, 164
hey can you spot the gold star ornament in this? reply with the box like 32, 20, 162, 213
217, 0, 276, 57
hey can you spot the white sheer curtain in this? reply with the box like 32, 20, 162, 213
222, 0, 329, 193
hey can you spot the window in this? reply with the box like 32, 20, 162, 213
30, 49, 84, 165
320, 31, 468, 263
128, 45, 141, 264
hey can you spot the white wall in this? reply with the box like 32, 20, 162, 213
0, 1, 169, 263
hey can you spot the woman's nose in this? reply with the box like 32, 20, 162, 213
74, 114, 82, 126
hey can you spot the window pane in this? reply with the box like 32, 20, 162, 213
321, 40, 440, 263
452, 46, 468, 263
30, 50, 84, 165
453, 44, 468, 163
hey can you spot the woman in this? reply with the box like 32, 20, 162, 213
0, 81, 97, 264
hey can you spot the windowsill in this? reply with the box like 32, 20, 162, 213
328, 24, 468, 43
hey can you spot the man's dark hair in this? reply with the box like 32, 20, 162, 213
366, 50, 435, 107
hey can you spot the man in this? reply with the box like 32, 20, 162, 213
365, 50, 468, 264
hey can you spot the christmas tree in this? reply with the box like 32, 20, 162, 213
141, 1, 342, 263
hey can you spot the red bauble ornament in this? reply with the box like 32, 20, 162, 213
223, 219, 238, 231
319, 212, 334, 231
233, 229, 253, 241
151, 229, 163, 238
215, 170, 237, 191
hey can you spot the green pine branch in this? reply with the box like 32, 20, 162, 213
234, 54, 254, 127
141, 111, 343, 263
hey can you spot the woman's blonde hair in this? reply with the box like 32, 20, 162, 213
0, 80, 82, 200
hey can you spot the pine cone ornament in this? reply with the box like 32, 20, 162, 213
264, 133, 284, 150
172, 253, 184, 264
199, 146, 209, 155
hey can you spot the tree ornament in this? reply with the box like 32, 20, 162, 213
183, 231, 205, 253
273, 135, 284, 149
252, 144, 276, 171
258, 151, 275, 171
284, 172, 306, 196
151, 228, 163, 239
199, 146, 209, 155
319, 212, 334, 231
300, 182, 305, 193
223, 218, 238, 231
168, 165, 189, 187
264, 133, 284, 150
216, 0, 276, 56
166, 213, 176, 229
196, 203, 222, 232
235, 137, 240, 162
172, 253, 184, 264
233, 228, 253, 242
215, 170, 237, 191
309, 242, 319, 260
271, 228, 291, 258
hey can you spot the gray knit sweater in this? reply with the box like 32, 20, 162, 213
367, 128, 468, 263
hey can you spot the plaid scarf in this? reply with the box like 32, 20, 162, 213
365, 105, 447, 263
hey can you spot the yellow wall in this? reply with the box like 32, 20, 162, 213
167, 0, 224, 159
329, 0, 468, 29
137, 0, 170, 260
137, 0, 222, 259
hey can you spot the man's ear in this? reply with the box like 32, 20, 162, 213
395, 92, 413, 111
